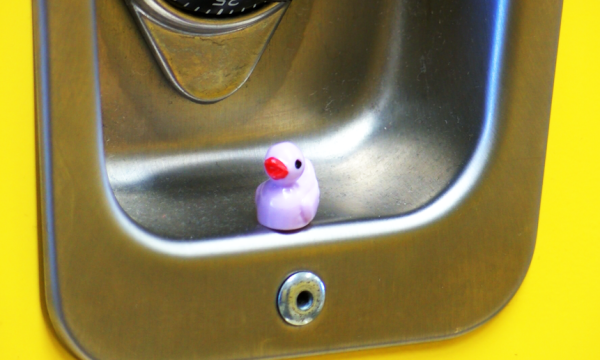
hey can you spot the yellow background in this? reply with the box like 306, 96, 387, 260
1, 1, 599, 359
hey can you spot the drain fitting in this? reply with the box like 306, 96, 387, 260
277, 272, 325, 326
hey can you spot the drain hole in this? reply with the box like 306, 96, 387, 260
296, 291, 313, 311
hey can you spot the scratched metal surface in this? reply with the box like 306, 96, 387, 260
35, 0, 562, 359
100, 0, 488, 239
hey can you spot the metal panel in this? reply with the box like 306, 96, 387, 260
34, 0, 562, 359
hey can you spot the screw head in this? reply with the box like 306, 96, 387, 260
277, 272, 325, 326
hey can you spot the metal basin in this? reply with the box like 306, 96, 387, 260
99, 0, 500, 240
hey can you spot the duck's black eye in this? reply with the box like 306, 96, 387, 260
295, 160, 302, 169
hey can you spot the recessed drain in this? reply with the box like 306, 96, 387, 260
296, 290, 313, 311
277, 272, 325, 326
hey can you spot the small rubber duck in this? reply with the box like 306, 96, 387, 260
255, 141, 320, 231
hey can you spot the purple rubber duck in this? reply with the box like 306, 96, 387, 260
255, 141, 320, 231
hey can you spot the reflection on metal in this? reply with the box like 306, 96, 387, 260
35, 0, 563, 359
126, 0, 289, 102
277, 272, 326, 326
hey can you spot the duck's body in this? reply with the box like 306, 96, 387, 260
255, 142, 320, 231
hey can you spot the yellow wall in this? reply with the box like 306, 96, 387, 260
1, 1, 599, 359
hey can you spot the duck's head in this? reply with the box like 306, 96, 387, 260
263, 142, 305, 186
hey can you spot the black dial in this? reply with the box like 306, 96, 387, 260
165, 0, 285, 18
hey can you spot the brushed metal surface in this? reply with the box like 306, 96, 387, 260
126, 0, 289, 102
102, 0, 495, 240
35, 0, 562, 359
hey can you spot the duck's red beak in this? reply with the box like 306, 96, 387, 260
264, 157, 288, 180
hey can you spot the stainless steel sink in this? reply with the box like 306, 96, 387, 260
35, 0, 562, 359
101, 0, 492, 240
